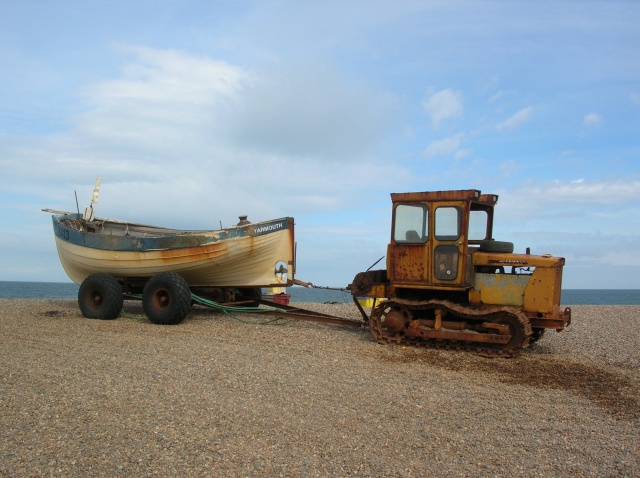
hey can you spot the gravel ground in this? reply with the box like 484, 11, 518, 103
1, 299, 638, 477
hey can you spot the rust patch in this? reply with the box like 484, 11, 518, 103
156, 241, 227, 264
390, 245, 427, 282
249, 235, 256, 257
371, 348, 639, 419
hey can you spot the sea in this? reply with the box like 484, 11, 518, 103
0, 281, 639, 305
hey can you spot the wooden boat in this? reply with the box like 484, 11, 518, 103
44, 210, 295, 289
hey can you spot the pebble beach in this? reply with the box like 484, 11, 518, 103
1, 299, 638, 477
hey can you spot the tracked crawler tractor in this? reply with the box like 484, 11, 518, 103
349, 189, 571, 357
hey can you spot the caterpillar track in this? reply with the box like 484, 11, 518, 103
367, 298, 533, 358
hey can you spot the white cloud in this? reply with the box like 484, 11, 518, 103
422, 88, 463, 128
496, 178, 640, 226
497, 160, 519, 178
218, 61, 396, 158
424, 133, 464, 157
540, 178, 640, 204
495, 106, 533, 131
1, 46, 405, 231
488, 89, 516, 103
583, 112, 603, 127
454, 149, 472, 160
76, 45, 247, 149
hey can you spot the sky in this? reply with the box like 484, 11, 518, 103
1, 0, 639, 290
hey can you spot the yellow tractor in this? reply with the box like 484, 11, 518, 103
350, 189, 571, 357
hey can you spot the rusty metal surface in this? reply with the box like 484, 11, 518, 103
388, 242, 429, 283
369, 298, 533, 357
473, 251, 565, 268
391, 189, 482, 203
256, 299, 365, 328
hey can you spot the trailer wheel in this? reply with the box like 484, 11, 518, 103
142, 272, 192, 325
478, 240, 514, 253
78, 273, 123, 320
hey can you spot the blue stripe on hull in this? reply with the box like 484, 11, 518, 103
52, 214, 292, 252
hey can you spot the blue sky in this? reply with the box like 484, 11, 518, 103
1, 0, 638, 289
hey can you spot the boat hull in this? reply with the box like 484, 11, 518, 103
51, 214, 295, 287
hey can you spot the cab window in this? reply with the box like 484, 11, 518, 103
394, 204, 428, 243
435, 206, 460, 241
469, 210, 489, 241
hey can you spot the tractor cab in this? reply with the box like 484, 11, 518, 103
387, 189, 497, 294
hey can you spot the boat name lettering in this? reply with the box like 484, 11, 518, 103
55, 223, 70, 241
254, 222, 284, 234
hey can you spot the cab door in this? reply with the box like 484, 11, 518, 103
388, 203, 429, 283
431, 203, 468, 287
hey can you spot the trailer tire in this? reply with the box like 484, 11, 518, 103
143, 272, 192, 325
478, 240, 514, 253
78, 273, 123, 320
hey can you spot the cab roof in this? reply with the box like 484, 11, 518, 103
390, 189, 498, 206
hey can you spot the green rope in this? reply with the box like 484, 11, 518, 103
120, 309, 148, 320
120, 294, 149, 320
190, 293, 289, 325
120, 292, 290, 325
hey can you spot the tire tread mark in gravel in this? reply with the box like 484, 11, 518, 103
373, 350, 640, 420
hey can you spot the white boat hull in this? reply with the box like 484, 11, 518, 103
49, 213, 295, 288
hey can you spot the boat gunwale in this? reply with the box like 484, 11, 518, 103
49, 212, 294, 253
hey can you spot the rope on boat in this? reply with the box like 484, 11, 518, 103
293, 278, 349, 292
